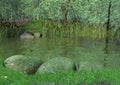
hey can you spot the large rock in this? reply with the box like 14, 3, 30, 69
34, 32, 42, 38
4, 55, 43, 74
20, 31, 42, 40
20, 31, 34, 40
37, 57, 74, 74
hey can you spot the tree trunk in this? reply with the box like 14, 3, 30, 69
63, 11, 68, 25
104, 0, 111, 67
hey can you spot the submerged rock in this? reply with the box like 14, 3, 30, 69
34, 32, 42, 38
20, 31, 34, 40
37, 57, 75, 74
20, 31, 42, 40
4, 55, 43, 74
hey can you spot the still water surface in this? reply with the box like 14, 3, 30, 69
0, 37, 120, 69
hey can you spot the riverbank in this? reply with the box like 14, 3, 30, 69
24, 19, 107, 39
0, 19, 118, 40
0, 57, 120, 85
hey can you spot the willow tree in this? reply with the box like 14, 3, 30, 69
9, 0, 25, 20
34, 0, 109, 25
1, 0, 118, 33
0, 0, 27, 20
24, 0, 74, 23
22, 0, 42, 19
110, 0, 120, 38
0, 0, 12, 20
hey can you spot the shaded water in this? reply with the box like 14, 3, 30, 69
0, 37, 120, 68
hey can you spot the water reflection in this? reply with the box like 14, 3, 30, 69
0, 37, 120, 68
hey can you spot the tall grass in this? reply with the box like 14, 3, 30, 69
0, 19, 117, 39
0, 26, 8, 40
24, 19, 108, 39
0, 24, 24, 40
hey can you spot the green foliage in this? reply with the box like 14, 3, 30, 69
110, 0, 120, 31
0, 0, 120, 38
1, 0, 120, 25
22, 0, 108, 23
0, 0, 26, 20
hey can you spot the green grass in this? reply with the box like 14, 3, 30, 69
24, 19, 108, 39
0, 19, 117, 39
0, 57, 120, 85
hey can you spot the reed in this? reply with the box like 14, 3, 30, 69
0, 23, 24, 39
0, 19, 117, 39
24, 19, 107, 39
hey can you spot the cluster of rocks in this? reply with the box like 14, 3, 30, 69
20, 31, 42, 40
4, 55, 103, 75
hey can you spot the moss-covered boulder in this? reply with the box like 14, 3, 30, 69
4, 55, 43, 74
37, 57, 74, 74
75, 61, 103, 72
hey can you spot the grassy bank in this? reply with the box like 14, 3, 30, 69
0, 57, 120, 85
24, 19, 109, 39
0, 19, 117, 39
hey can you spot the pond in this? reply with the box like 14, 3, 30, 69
0, 37, 120, 69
